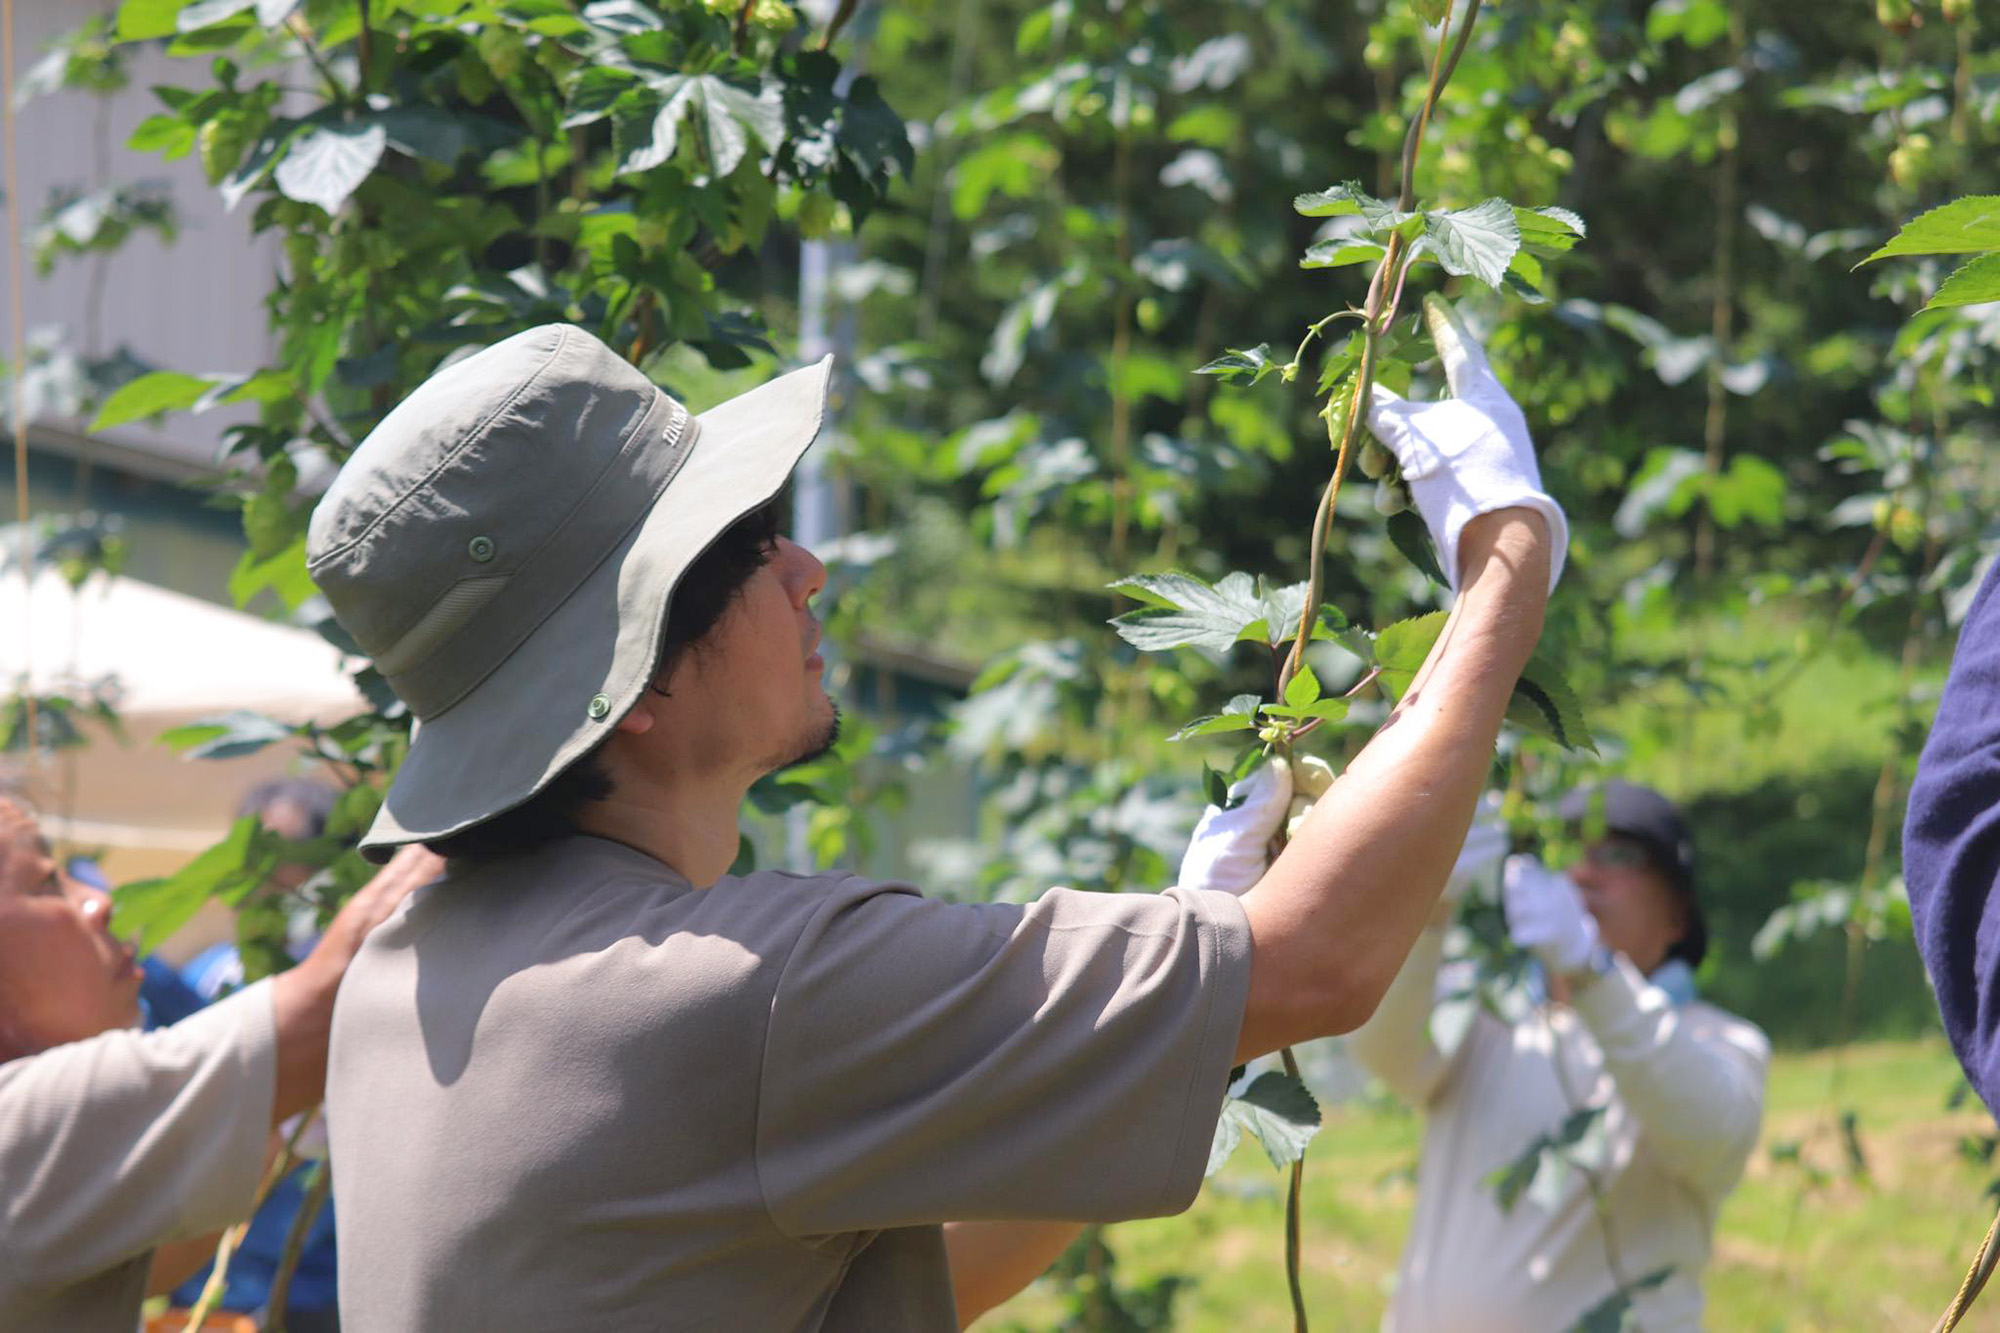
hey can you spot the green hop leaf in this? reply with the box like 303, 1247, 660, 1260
1293, 180, 1414, 231
1861, 194, 2000, 263
1415, 198, 1521, 288
1926, 252, 2000, 310
1196, 343, 1280, 386
1207, 1070, 1322, 1175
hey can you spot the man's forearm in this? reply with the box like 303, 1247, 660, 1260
943, 1220, 1085, 1328
1236, 509, 1549, 1061
269, 961, 337, 1125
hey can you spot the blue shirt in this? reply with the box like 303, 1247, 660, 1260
1906, 556, 2000, 1115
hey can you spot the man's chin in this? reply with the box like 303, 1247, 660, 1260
772, 702, 842, 775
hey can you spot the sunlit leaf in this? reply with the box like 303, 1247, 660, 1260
1417, 198, 1521, 288
1926, 252, 2000, 310
1862, 195, 2000, 264
1195, 343, 1279, 386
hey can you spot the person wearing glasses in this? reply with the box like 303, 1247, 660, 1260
1345, 781, 1768, 1332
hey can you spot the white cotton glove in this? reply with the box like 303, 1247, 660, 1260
1364, 295, 1569, 594
1178, 760, 1294, 896
1445, 793, 1511, 904
1502, 854, 1599, 973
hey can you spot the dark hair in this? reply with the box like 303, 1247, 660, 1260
426, 491, 786, 860
238, 777, 339, 838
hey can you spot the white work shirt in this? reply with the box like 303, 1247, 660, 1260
1346, 929, 1768, 1331
0, 982, 276, 1332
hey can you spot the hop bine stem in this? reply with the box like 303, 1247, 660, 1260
1264, 9, 1486, 1331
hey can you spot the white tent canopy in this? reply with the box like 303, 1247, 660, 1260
2, 568, 362, 717
2, 570, 367, 889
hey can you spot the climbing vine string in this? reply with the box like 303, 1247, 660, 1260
1110, 1, 1597, 1325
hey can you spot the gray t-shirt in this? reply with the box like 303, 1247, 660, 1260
0, 981, 276, 1332
327, 835, 1252, 1331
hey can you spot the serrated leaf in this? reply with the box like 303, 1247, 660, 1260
1514, 205, 1586, 253
1301, 239, 1385, 270
619, 74, 782, 177
1293, 180, 1412, 231
1925, 252, 2000, 310
1509, 657, 1596, 753
1284, 662, 1321, 709
1195, 343, 1279, 385
1417, 198, 1520, 288
1108, 571, 1268, 653
1252, 584, 1350, 651
1262, 697, 1349, 723
273, 120, 387, 214
1169, 694, 1263, 741
90, 370, 219, 430
1406, 0, 1450, 22
1212, 1071, 1321, 1172
1373, 611, 1450, 702
1862, 194, 2000, 264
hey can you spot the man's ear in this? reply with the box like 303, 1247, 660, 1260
614, 693, 658, 736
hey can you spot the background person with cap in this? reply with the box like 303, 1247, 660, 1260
1345, 780, 1769, 1331
0, 793, 438, 1331
312, 308, 1565, 1330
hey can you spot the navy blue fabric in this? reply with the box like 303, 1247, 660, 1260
139, 955, 207, 1030
171, 1165, 340, 1316
1906, 557, 2000, 1116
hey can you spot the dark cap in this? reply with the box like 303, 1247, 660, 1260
1559, 780, 1707, 968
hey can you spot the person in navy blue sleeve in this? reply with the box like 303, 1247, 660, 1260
1904, 558, 2000, 1114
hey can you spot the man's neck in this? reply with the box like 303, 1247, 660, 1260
574, 777, 750, 889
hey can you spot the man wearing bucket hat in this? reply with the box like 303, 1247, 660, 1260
1346, 780, 1768, 1331
315, 302, 1565, 1330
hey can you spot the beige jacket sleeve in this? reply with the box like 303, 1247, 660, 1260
1345, 926, 1462, 1106
0, 979, 277, 1296
1571, 957, 1770, 1198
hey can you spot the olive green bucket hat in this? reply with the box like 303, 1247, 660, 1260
306, 324, 832, 861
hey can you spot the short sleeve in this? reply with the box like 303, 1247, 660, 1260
755, 882, 1252, 1238
0, 979, 277, 1294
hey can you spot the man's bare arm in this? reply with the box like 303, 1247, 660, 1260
1235, 508, 1549, 1063
944, 1220, 1085, 1328
268, 846, 440, 1123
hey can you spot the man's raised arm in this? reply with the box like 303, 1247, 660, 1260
1234, 296, 1565, 1064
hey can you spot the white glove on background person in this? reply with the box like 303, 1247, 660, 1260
1446, 793, 1511, 903
1502, 853, 1599, 973
1365, 296, 1568, 594
1178, 761, 1294, 896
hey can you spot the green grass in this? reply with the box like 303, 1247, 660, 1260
981, 1036, 2000, 1331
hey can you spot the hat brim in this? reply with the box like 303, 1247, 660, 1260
357, 355, 834, 860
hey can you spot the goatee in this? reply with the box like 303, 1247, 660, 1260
776, 703, 841, 773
